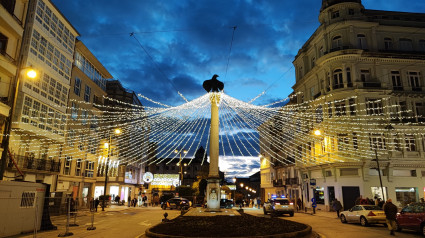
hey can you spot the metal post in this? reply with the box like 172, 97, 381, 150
374, 149, 385, 201
33, 196, 38, 238
102, 133, 112, 211
179, 152, 182, 186
58, 197, 73, 236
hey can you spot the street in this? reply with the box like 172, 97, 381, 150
16, 206, 424, 238
244, 208, 422, 238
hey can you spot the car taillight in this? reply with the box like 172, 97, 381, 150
275, 202, 280, 205
367, 211, 376, 216
290, 202, 294, 205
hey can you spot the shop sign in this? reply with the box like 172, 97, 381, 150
228, 185, 236, 191
143, 172, 154, 183
310, 179, 316, 186
151, 174, 179, 186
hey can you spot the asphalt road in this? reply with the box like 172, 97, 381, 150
16, 206, 423, 238
244, 208, 422, 238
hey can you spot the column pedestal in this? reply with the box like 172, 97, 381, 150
205, 177, 221, 212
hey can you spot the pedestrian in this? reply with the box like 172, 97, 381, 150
383, 198, 398, 236
251, 200, 254, 207
420, 197, 425, 203
128, 196, 131, 207
332, 198, 343, 218
355, 195, 362, 205
297, 198, 302, 211
94, 198, 99, 212
143, 195, 148, 207
133, 198, 137, 207
257, 197, 261, 209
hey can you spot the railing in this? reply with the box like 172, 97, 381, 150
7, 154, 61, 173
361, 82, 381, 88
273, 179, 285, 187
285, 177, 299, 185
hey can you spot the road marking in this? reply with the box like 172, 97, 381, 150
139, 220, 151, 226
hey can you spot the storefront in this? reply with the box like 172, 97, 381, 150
94, 186, 104, 199
395, 187, 418, 207
370, 186, 388, 200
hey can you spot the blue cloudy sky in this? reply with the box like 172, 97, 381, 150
51, 0, 425, 177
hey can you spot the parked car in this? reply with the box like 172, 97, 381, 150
220, 199, 234, 209
263, 198, 294, 216
161, 197, 191, 210
396, 203, 425, 236
340, 205, 386, 226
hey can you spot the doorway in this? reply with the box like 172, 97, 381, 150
342, 186, 360, 210
328, 186, 335, 205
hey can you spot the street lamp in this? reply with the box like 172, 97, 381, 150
102, 128, 121, 211
314, 129, 322, 136
0, 67, 38, 180
174, 148, 187, 186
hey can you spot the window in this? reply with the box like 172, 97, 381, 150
71, 102, 78, 120
370, 134, 386, 150
384, 38, 393, 50
357, 34, 368, 50
405, 135, 416, 151
64, 156, 72, 175
74, 77, 81, 96
419, 40, 425, 52
319, 46, 324, 57
366, 99, 383, 115
349, 98, 356, 116
346, 68, 352, 87
340, 168, 358, 176
316, 106, 323, 123
360, 69, 370, 82
0, 33, 7, 53
335, 102, 346, 116
337, 134, 350, 151
333, 69, 343, 89
391, 71, 402, 90
328, 104, 333, 118
75, 159, 82, 176
408, 72, 421, 90
310, 86, 315, 99
348, 8, 355, 15
400, 38, 413, 51
352, 133, 358, 149
416, 103, 425, 122
332, 36, 342, 50
84, 85, 91, 102
311, 57, 315, 68
85, 161, 94, 177
331, 11, 340, 19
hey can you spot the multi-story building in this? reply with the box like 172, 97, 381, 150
260, 0, 425, 211
4, 0, 79, 186
57, 39, 112, 207
0, 0, 27, 175
102, 80, 148, 202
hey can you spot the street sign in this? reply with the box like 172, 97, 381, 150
311, 198, 317, 208
310, 179, 316, 186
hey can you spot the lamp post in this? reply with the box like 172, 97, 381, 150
0, 67, 38, 180
232, 177, 236, 203
174, 149, 187, 186
102, 128, 121, 211
372, 149, 385, 202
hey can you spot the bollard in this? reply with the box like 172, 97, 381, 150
58, 197, 73, 237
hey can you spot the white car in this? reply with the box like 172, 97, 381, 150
263, 198, 294, 216
340, 205, 386, 226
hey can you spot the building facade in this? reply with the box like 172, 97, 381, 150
4, 0, 79, 186
260, 0, 425, 211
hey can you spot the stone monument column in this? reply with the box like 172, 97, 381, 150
202, 74, 224, 211
206, 92, 221, 211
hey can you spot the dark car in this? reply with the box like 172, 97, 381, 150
220, 199, 234, 209
396, 203, 425, 236
161, 197, 191, 210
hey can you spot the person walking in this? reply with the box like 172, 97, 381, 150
332, 198, 343, 218
384, 198, 398, 236
94, 198, 99, 212
297, 198, 302, 211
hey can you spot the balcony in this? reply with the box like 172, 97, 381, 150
285, 177, 299, 185
7, 154, 61, 173
360, 82, 381, 88
273, 179, 285, 187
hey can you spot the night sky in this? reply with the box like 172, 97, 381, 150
51, 0, 425, 177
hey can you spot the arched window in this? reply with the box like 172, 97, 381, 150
357, 34, 368, 49
332, 36, 342, 50
346, 68, 352, 87
333, 69, 343, 89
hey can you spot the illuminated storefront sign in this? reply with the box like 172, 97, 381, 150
228, 185, 236, 191
151, 174, 179, 186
